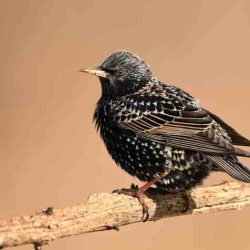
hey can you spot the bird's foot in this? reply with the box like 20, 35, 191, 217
113, 187, 149, 222
112, 175, 168, 221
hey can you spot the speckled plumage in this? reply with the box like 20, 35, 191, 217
85, 50, 250, 193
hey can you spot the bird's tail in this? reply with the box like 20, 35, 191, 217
207, 155, 250, 182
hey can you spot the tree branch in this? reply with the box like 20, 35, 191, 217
1, 181, 250, 249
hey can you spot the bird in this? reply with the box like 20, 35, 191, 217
80, 50, 250, 221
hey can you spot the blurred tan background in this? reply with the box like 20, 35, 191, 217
1, 0, 250, 249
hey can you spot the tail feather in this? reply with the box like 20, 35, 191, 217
207, 155, 250, 183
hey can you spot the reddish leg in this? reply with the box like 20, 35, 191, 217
113, 173, 167, 222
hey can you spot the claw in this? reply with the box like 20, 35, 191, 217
113, 188, 150, 222
142, 205, 149, 222
130, 183, 139, 190
112, 189, 119, 194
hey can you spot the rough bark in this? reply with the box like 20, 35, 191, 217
1, 182, 250, 249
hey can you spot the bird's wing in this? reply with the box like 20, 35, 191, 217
203, 109, 250, 146
110, 83, 250, 157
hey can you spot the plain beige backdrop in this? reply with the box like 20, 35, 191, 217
1, 1, 250, 250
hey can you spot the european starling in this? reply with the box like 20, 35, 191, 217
80, 50, 250, 221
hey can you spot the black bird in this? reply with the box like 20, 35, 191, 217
80, 50, 250, 220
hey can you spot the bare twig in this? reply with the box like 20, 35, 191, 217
1, 182, 250, 249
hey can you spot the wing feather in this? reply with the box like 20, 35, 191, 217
204, 109, 250, 146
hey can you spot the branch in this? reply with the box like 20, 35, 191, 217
1, 181, 250, 249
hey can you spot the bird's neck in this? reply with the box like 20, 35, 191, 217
99, 77, 157, 100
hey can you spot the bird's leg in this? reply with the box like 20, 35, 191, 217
113, 173, 167, 222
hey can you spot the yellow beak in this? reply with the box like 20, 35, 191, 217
79, 68, 108, 78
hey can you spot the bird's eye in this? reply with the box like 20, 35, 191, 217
116, 69, 123, 75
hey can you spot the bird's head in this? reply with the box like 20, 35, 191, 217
80, 50, 154, 97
